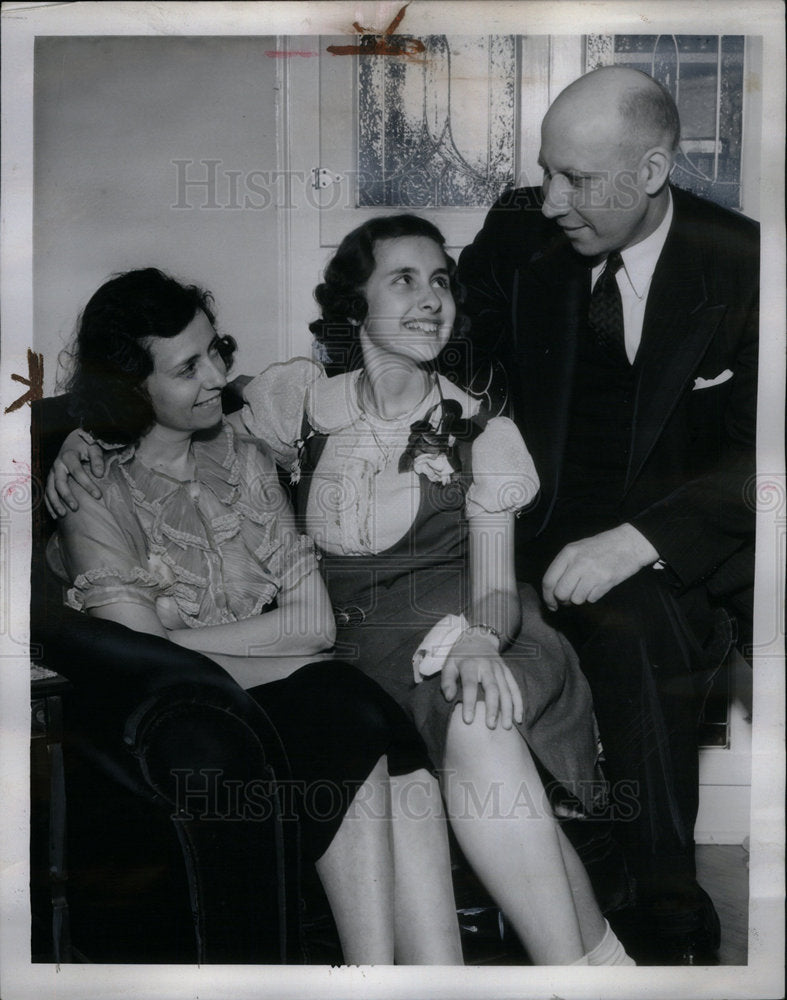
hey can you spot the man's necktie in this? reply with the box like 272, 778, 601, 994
588, 251, 626, 362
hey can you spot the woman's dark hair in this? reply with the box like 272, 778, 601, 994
309, 214, 467, 373
65, 267, 235, 445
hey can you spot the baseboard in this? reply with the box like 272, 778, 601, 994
695, 651, 752, 845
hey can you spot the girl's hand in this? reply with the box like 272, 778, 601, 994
441, 631, 524, 730
45, 431, 106, 517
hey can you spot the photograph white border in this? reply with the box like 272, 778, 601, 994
1, 3, 784, 999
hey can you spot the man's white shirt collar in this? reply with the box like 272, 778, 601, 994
593, 190, 674, 297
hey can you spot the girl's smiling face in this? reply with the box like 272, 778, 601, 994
360, 236, 455, 365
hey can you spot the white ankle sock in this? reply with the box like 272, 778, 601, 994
570, 954, 589, 965
586, 919, 636, 965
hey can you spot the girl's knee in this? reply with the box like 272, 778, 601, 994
445, 703, 508, 760
444, 705, 540, 774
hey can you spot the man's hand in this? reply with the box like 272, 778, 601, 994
542, 523, 659, 610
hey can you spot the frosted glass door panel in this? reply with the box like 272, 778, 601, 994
318, 35, 523, 249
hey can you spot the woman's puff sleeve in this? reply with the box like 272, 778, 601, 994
239, 358, 325, 470
465, 416, 540, 517
47, 479, 161, 613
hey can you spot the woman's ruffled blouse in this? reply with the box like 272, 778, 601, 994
47, 421, 318, 628
240, 358, 539, 556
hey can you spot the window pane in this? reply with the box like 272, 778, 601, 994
589, 34, 745, 210
357, 36, 517, 208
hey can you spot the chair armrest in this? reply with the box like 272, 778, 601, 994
115, 642, 304, 963
124, 676, 303, 963
34, 606, 260, 728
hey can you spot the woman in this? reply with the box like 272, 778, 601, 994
45, 267, 462, 966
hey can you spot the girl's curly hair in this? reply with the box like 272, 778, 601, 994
64, 267, 235, 445
309, 214, 468, 373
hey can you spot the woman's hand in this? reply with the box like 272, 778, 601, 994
45, 430, 106, 517
154, 595, 182, 631
441, 631, 524, 730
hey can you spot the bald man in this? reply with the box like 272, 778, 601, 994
457, 67, 759, 964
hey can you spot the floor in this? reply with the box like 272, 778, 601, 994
695, 843, 749, 965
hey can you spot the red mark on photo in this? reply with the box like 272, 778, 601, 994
326, 3, 425, 58
265, 51, 318, 59
3, 460, 31, 500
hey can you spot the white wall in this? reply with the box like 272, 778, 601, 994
34, 36, 284, 394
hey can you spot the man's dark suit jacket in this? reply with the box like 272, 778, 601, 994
457, 185, 760, 623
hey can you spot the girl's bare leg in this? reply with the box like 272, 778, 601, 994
556, 824, 607, 952
443, 706, 587, 964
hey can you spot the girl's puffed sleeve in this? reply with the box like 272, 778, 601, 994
238, 358, 325, 471
465, 416, 540, 517
239, 439, 321, 596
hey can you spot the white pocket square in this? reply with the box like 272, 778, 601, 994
693, 369, 733, 390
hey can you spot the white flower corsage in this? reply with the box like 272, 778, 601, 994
412, 451, 456, 485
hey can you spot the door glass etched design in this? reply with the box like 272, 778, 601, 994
587, 35, 745, 209
357, 35, 517, 208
